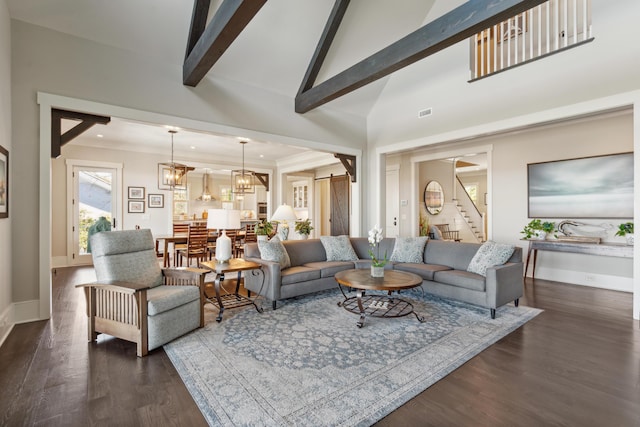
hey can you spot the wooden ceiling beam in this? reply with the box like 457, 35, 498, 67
335, 153, 356, 183
297, 0, 351, 96
185, 0, 211, 60
183, 0, 266, 87
51, 109, 111, 158
295, 0, 547, 113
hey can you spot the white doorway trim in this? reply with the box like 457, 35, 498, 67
37, 92, 364, 320
66, 159, 123, 265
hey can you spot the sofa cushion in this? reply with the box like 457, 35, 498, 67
393, 263, 451, 281
467, 241, 516, 277
433, 270, 486, 292
389, 236, 428, 263
281, 266, 322, 285
258, 237, 291, 269
424, 240, 480, 270
147, 285, 201, 316
320, 235, 359, 261
304, 261, 355, 278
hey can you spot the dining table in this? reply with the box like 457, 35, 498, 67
155, 230, 246, 267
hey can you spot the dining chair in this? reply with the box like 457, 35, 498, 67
172, 222, 189, 266
177, 223, 209, 267
434, 223, 461, 242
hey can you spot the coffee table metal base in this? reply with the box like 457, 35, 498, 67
338, 290, 426, 328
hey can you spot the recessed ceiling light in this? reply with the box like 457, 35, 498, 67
97, 134, 103, 138
190, 146, 196, 150
260, 154, 264, 158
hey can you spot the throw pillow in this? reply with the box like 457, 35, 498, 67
258, 236, 291, 269
389, 236, 428, 263
467, 241, 515, 277
320, 235, 359, 261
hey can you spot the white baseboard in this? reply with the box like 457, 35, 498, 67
529, 268, 632, 293
12, 300, 42, 324
0, 305, 14, 348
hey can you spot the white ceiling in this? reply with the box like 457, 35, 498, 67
8, 0, 447, 167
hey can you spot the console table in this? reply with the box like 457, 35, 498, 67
524, 240, 633, 279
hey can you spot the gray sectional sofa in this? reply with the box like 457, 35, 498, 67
244, 237, 523, 318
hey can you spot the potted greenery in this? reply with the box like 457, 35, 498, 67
521, 219, 556, 240
256, 220, 274, 241
615, 222, 634, 245
294, 218, 313, 239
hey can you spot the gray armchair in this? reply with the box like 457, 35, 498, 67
77, 229, 207, 357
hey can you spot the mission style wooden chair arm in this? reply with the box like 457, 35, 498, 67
76, 267, 207, 357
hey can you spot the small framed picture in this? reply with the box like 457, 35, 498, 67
148, 193, 164, 208
128, 200, 145, 213
128, 186, 145, 199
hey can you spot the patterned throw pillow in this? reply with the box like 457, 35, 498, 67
467, 241, 515, 277
320, 235, 359, 262
257, 236, 291, 269
389, 236, 428, 263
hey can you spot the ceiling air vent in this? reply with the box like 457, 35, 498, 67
418, 107, 432, 118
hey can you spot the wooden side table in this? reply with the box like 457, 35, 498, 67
200, 259, 265, 322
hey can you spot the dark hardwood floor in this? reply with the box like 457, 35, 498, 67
1, 266, 639, 426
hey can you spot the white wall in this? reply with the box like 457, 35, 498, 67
0, 0, 12, 343
367, 0, 640, 147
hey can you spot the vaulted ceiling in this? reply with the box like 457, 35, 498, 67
8, 0, 536, 168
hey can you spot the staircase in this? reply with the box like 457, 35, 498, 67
453, 177, 485, 242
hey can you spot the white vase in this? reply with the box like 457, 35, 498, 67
533, 231, 547, 240
257, 235, 268, 242
371, 265, 384, 278
299, 234, 309, 240
625, 233, 634, 246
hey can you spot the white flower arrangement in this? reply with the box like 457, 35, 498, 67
368, 224, 387, 267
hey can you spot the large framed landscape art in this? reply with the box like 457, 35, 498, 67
528, 152, 633, 219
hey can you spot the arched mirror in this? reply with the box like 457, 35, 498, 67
424, 180, 444, 215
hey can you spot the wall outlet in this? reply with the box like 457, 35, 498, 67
585, 274, 596, 282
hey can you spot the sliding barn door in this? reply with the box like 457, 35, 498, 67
330, 175, 349, 236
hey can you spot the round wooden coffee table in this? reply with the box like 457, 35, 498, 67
334, 269, 425, 328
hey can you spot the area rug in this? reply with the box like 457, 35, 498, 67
164, 288, 541, 426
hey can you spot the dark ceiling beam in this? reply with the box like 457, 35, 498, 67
254, 172, 269, 191
295, 0, 547, 113
185, 0, 211, 60
183, 0, 267, 87
297, 0, 351, 96
51, 109, 111, 159
335, 153, 356, 183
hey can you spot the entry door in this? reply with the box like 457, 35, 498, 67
330, 175, 350, 236
385, 167, 399, 237
67, 161, 122, 265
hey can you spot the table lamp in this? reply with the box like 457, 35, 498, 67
207, 208, 241, 263
270, 204, 298, 240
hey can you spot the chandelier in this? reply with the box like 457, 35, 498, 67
231, 140, 255, 198
158, 129, 189, 190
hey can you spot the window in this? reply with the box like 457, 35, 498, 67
464, 183, 478, 204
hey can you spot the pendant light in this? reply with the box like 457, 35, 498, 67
158, 129, 189, 190
231, 140, 255, 198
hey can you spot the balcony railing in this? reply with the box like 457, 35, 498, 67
470, 0, 593, 80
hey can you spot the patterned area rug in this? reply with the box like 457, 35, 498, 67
165, 288, 541, 426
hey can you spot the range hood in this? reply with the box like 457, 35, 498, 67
197, 172, 215, 202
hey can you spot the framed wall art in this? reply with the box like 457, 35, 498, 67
0, 144, 7, 219
128, 186, 145, 199
148, 193, 164, 208
528, 152, 633, 219
128, 200, 145, 213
